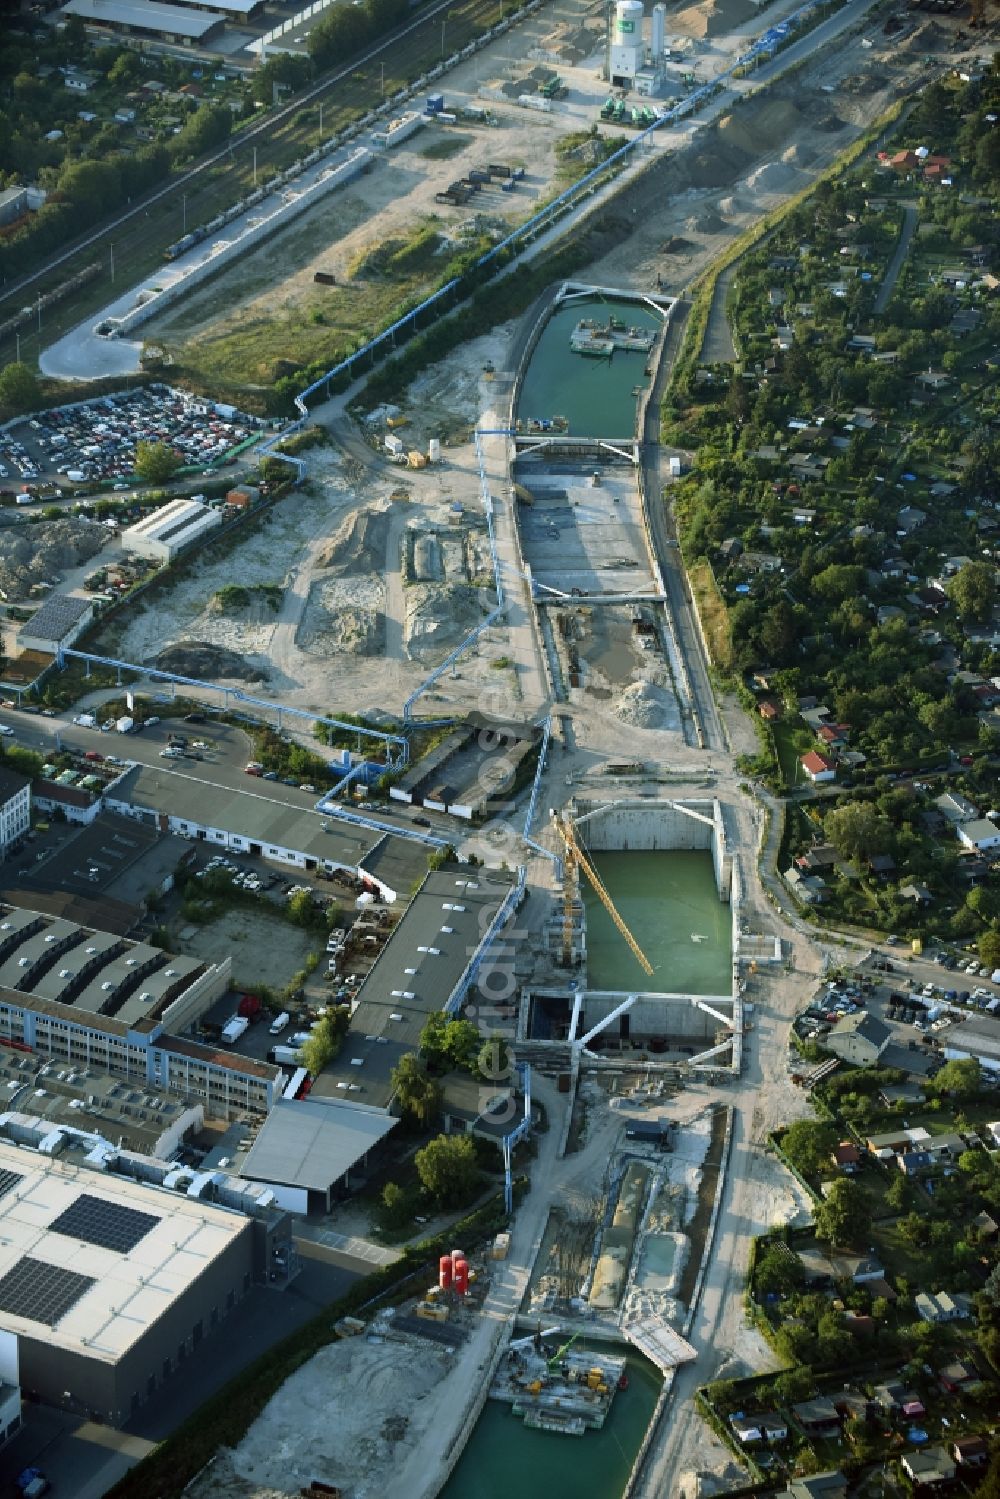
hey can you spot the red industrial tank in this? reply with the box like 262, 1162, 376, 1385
439, 1254, 453, 1291
453, 1256, 469, 1296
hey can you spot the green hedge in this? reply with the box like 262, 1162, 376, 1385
106, 1186, 520, 1499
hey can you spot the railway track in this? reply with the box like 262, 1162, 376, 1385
0, 0, 530, 360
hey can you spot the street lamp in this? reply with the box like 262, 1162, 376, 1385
182, 192, 187, 234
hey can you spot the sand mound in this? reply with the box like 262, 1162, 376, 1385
672, 0, 757, 37
745, 160, 800, 194
718, 195, 743, 215
782, 142, 816, 166
404, 582, 489, 661
615, 680, 676, 730
318, 506, 390, 575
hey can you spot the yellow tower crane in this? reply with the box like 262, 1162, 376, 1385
553, 812, 654, 977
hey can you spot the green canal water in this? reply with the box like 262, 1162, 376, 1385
438, 1347, 661, 1499
517, 296, 663, 439
583, 850, 731, 994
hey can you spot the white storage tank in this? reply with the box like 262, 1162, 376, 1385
651, 3, 666, 60
428, 437, 441, 463
610, 0, 644, 84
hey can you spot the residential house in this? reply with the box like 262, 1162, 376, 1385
972, 1210, 998, 1239
797, 1248, 884, 1285
826, 1011, 890, 1067
842, 1310, 876, 1338
800, 752, 837, 783
796, 843, 838, 873
901, 1446, 955, 1489
898, 1149, 934, 1176
816, 723, 850, 748
785, 1475, 848, 1499
914, 1290, 970, 1323
719, 537, 743, 563
900, 882, 933, 906
847, 334, 878, 355
729, 1411, 788, 1445
888, 149, 920, 172
64, 69, 97, 92
866, 1127, 931, 1155
791, 1396, 841, 1435
938, 1359, 978, 1394
832, 1142, 860, 1172
783, 867, 827, 904
923, 1132, 967, 1162
952, 1436, 989, 1469
935, 791, 979, 824
834, 1390, 873, 1422
758, 698, 782, 722
915, 370, 953, 392
957, 818, 1000, 852
741, 551, 783, 574
898, 505, 928, 532
867, 853, 897, 880
879, 1082, 925, 1106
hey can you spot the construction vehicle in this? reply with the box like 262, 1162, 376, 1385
551, 812, 654, 976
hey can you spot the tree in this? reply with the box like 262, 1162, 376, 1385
933, 1058, 982, 1099
414, 1133, 479, 1206
755, 1244, 806, 1297
419, 1012, 480, 1074
813, 1179, 870, 1247
390, 1053, 442, 1128
980, 928, 1000, 973
0, 361, 40, 415
948, 561, 996, 626
477, 1034, 511, 1083
885, 1174, 912, 1213
133, 441, 180, 484
824, 800, 892, 865
780, 1119, 838, 1180
298, 1012, 345, 1074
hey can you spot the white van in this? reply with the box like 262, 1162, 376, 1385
269, 1010, 290, 1035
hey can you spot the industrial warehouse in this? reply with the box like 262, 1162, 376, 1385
0, 1137, 255, 1423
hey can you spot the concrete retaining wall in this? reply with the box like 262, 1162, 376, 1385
110, 149, 372, 338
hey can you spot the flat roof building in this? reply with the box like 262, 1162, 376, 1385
311, 867, 517, 1112
62, 0, 227, 42
108, 765, 430, 900
17, 593, 93, 656
0, 767, 30, 862
0, 1136, 254, 1423
122, 498, 222, 564
239, 1096, 398, 1213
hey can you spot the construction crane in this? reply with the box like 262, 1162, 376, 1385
552, 812, 653, 977
546, 1331, 581, 1369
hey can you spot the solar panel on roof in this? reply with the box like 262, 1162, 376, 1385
50, 1192, 159, 1253
0, 1170, 22, 1202
0, 1256, 95, 1326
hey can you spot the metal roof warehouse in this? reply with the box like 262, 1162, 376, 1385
108, 764, 431, 900
239, 1096, 398, 1213
62, 0, 229, 41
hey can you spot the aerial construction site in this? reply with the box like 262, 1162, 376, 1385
0, 0, 995, 1494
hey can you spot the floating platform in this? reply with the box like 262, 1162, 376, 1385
570, 317, 655, 356
491, 1345, 627, 1432
515, 415, 570, 434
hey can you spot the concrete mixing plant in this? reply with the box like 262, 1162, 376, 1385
608, 0, 644, 86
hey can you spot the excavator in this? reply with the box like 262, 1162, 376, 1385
551, 811, 654, 977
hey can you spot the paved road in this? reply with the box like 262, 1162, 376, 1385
874, 201, 918, 315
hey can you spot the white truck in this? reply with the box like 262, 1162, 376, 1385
269, 1011, 290, 1035
220, 1015, 249, 1046
116, 716, 134, 734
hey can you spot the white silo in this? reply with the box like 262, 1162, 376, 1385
651, 3, 666, 62
609, 0, 644, 84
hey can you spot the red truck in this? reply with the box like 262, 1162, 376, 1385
237, 993, 262, 1021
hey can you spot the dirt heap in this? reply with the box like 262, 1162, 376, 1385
672, 0, 759, 37
299, 577, 386, 657
720, 97, 803, 152
614, 678, 677, 730
0, 516, 106, 599
688, 209, 726, 235
318, 507, 390, 574
782, 142, 816, 167
404, 582, 490, 661
147, 641, 268, 681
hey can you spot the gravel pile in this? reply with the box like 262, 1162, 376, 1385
0, 517, 106, 600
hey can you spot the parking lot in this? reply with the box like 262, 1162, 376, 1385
1, 384, 265, 488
